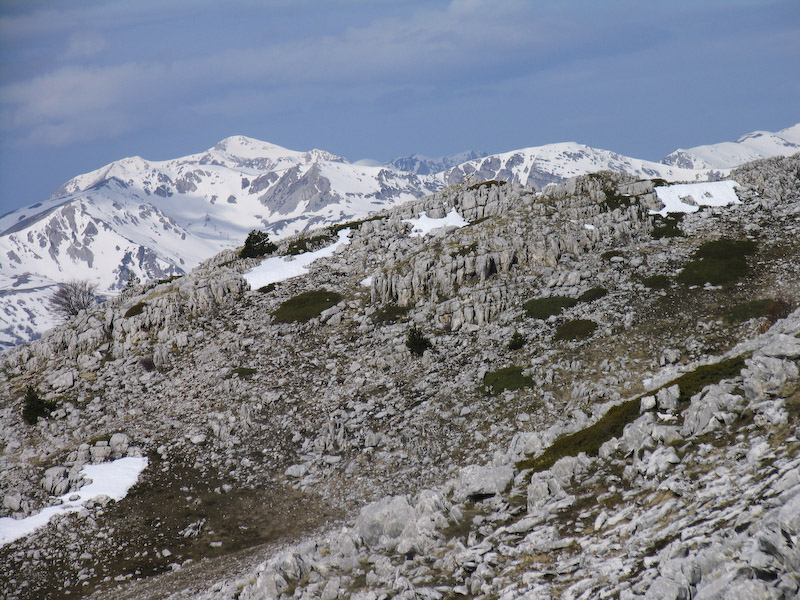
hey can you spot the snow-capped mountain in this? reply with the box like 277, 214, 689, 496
661, 123, 800, 169
441, 141, 728, 190
381, 150, 489, 175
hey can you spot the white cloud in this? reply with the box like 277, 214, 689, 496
62, 32, 107, 60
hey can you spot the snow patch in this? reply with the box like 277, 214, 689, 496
361, 275, 373, 287
402, 209, 468, 237
653, 180, 741, 217
0, 456, 149, 546
243, 229, 351, 289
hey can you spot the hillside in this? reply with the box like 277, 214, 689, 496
1, 152, 799, 599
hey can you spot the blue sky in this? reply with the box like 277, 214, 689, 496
1, 0, 798, 216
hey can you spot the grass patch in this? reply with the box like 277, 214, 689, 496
724, 298, 772, 323
678, 239, 757, 286
273, 289, 342, 323
554, 319, 598, 341
482, 366, 534, 396
578, 287, 607, 303
373, 304, 411, 324
642, 275, 671, 290
124, 302, 146, 318
226, 367, 257, 380
523, 296, 578, 319
155, 275, 183, 285
516, 355, 746, 473
453, 242, 478, 257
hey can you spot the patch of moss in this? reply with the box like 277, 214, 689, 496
515, 355, 746, 473
482, 366, 533, 396
578, 287, 607, 303
554, 319, 598, 341
642, 275, 671, 290
601, 250, 623, 261
453, 242, 478, 257
523, 296, 578, 319
373, 304, 411, 324
273, 289, 342, 323
124, 302, 146, 318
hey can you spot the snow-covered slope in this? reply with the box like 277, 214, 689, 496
661, 123, 800, 169
441, 141, 725, 189
382, 150, 488, 175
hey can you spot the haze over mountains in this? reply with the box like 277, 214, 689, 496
1, 123, 798, 349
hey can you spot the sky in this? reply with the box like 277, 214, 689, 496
1, 0, 798, 216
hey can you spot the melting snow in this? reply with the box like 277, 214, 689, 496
402, 208, 468, 237
361, 276, 373, 287
243, 228, 351, 289
0, 456, 149, 546
653, 180, 741, 217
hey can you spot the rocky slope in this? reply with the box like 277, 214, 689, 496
1, 153, 799, 599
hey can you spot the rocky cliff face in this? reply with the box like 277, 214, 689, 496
1, 154, 799, 600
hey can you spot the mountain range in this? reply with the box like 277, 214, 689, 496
1, 123, 798, 349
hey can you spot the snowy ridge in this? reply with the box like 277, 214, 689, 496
661, 123, 800, 169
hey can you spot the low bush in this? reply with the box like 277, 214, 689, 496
578, 287, 607, 303
482, 366, 533, 396
764, 294, 798, 325
467, 179, 506, 191
554, 319, 598, 341
601, 250, 623, 261
287, 233, 335, 256
239, 230, 277, 259
406, 326, 432, 356
508, 330, 527, 351
258, 283, 276, 294
22, 385, 56, 425
523, 296, 578, 319
139, 355, 156, 372
273, 289, 342, 323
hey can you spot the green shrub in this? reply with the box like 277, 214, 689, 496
373, 304, 411, 324
578, 287, 607, 303
273, 289, 342, 323
258, 283, 276, 294
642, 275, 671, 290
124, 302, 146, 318
508, 330, 527, 351
467, 179, 506, 191
22, 385, 56, 425
482, 366, 533, 396
523, 296, 578, 319
678, 239, 757, 286
406, 326, 432, 356
554, 319, 598, 341
239, 230, 277, 259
